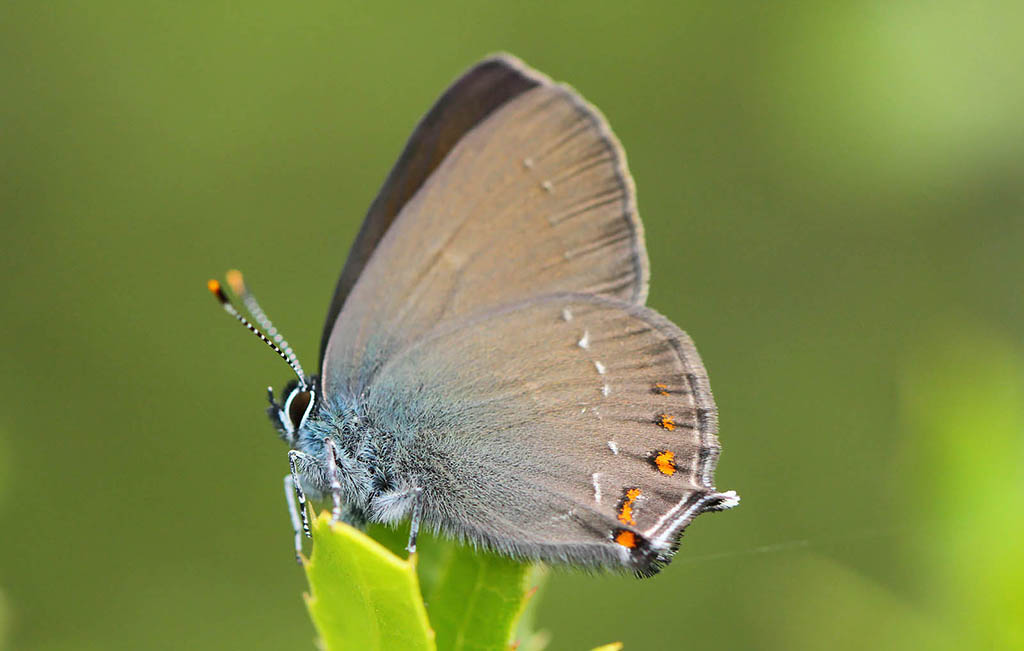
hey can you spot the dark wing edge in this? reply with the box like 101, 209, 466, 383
553, 80, 649, 306
626, 305, 739, 575
319, 54, 544, 363
596, 300, 737, 575
319, 54, 650, 364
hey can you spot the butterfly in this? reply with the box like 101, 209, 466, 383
210, 54, 737, 576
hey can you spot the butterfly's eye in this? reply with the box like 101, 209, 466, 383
283, 388, 315, 432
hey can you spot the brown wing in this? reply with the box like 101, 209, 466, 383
323, 58, 648, 394
319, 54, 546, 362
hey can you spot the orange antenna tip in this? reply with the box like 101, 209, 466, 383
226, 269, 246, 295
207, 271, 307, 387
207, 279, 228, 303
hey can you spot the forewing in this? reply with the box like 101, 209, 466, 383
322, 58, 649, 394
319, 54, 545, 363
361, 294, 734, 575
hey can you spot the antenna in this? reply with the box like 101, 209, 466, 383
226, 270, 305, 374
207, 277, 307, 388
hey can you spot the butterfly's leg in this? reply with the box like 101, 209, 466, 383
323, 437, 345, 523
405, 490, 424, 554
287, 450, 318, 559
283, 474, 307, 562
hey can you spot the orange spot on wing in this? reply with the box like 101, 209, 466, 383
653, 383, 669, 396
654, 450, 677, 476
656, 414, 676, 431
615, 529, 637, 548
617, 487, 642, 525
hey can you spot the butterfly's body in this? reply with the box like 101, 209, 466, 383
216, 54, 737, 577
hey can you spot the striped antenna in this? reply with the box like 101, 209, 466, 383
226, 270, 305, 374
207, 278, 307, 388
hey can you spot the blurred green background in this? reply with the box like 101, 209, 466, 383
2, 2, 1022, 649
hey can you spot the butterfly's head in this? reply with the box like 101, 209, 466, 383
267, 378, 319, 446
207, 271, 318, 447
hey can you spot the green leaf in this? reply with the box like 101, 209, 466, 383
304, 512, 436, 651
305, 513, 548, 651
367, 523, 549, 651
424, 543, 540, 651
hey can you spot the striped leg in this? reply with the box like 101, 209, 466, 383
286, 450, 317, 560
283, 474, 306, 562
406, 491, 424, 554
